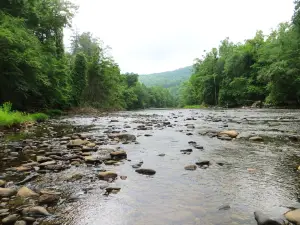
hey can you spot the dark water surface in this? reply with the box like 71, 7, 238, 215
2, 108, 300, 225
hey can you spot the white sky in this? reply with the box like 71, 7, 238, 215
65, 0, 295, 74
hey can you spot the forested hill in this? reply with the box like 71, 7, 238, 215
139, 66, 192, 88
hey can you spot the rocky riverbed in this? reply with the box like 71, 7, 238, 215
1, 108, 300, 225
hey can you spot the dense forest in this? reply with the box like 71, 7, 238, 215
0, 0, 175, 112
180, 1, 300, 107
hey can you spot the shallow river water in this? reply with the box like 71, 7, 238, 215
2, 108, 300, 225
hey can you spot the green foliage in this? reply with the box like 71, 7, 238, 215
180, 3, 300, 107
72, 53, 87, 105
45, 109, 64, 117
30, 113, 49, 122
0, 102, 49, 127
183, 105, 207, 109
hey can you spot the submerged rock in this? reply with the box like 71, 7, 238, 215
135, 169, 156, 175
14, 220, 27, 225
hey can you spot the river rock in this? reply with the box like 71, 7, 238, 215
22, 217, 35, 223
22, 206, 51, 217
66, 173, 83, 181
196, 161, 210, 168
17, 187, 39, 198
36, 156, 53, 163
98, 172, 118, 181
249, 136, 263, 141
180, 149, 193, 153
14, 220, 27, 225
105, 187, 121, 195
2, 214, 19, 224
39, 160, 56, 167
104, 160, 119, 165
0, 188, 17, 197
158, 153, 165, 157
186, 125, 195, 129
108, 133, 136, 141
110, 150, 127, 160
15, 166, 32, 172
135, 169, 156, 175
184, 165, 197, 171
284, 208, 300, 225
218, 204, 231, 210
217, 135, 232, 141
84, 156, 101, 164
67, 139, 89, 148
218, 130, 239, 138
38, 194, 59, 204
254, 211, 285, 225
0, 179, 6, 187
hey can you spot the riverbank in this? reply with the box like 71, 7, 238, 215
1, 108, 300, 224
0, 103, 49, 129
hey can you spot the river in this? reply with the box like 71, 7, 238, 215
1, 108, 300, 225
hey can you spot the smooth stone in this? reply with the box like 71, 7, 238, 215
22, 206, 51, 217
14, 220, 27, 225
84, 156, 101, 164
217, 135, 232, 141
218, 205, 231, 210
17, 186, 39, 198
0, 179, 6, 187
135, 169, 156, 175
254, 211, 285, 225
180, 149, 193, 153
249, 136, 264, 141
110, 151, 127, 160
284, 208, 300, 225
120, 176, 127, 180
22, 217, 36, 222
39, 161, 56, 167
184, 165, 197, 171
66, 174, 83, 181
2, 198, 9, 202
104, 160, 119, 165
2, 214, 19, 224
0, 188, 17, 197
218, 130, 239, 138
158, 154, 165, 157
0, 209, 9, 214
36, 156, 52, 163
14, 166, 32, 172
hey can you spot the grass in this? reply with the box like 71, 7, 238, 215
0, 102, 49, 128
183, 104, 207, 109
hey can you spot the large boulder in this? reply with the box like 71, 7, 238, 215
0, 188, 17, 197
254, 211, 285, 225
284, 209, 300, 225
218, 130, 239, 138
17, 187, 39, 198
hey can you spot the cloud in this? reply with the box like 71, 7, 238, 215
65, 0, 295, 74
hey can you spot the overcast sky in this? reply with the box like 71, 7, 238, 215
65, 0, 295, 74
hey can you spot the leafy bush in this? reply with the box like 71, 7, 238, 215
30, 113, 49, 122
45, 109, 65, 117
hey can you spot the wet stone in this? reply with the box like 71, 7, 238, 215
2, 214, 19, 224
135, 169, 156, 175
14, 220, 27, 225
184, 165, 197, 171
